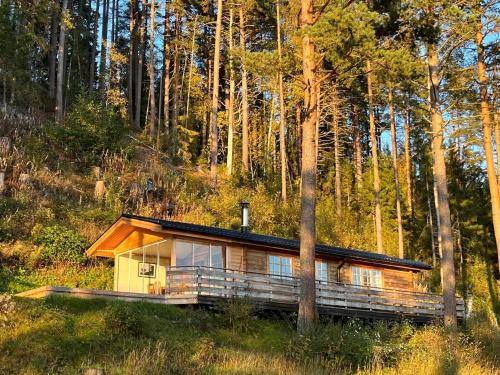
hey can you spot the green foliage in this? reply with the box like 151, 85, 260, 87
103, 302, 147, 338
217, 298, 255, 333
31, 224, 89, 266
46, 96, 128, 166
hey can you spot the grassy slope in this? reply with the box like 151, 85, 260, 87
1, 295, 499, 375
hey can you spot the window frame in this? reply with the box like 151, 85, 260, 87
351, 266, 383, 289
174, 238, 226, 269
268, 254, 293, 280
315, 260, 328, 283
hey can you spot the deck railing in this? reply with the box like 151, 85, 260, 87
165, 266, 465, 319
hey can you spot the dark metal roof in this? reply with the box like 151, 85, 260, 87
122, 213, 432, 270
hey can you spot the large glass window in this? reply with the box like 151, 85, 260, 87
269, 255, 292, 279
315, 261, 328, 283
175, 240, 225, 268
352, 266, 382, 288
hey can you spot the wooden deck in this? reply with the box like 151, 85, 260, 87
16, 267, 465, 322
165, 267, 465, 322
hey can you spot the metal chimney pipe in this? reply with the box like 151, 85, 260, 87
240, 201, 250, 233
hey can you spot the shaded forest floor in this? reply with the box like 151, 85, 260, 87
0, 295, 499, 375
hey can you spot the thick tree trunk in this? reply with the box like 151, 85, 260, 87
240, 5, 249, 174
476, 24, 500, 273
148, 0, 156, 143
163, 1, 171, 139
276, 0, 287, 201
99, 0, 109, 91
404, 106, 413, 217
351, 102, 362, 192
134, 0, 145, 129
428, 43, 457, 328
366, 60, 383, 253
48, 9, 59, 99
388, 86, 404, 258
55, 0, 68, 122
297, 0, 317, 335
90, 0, 100, 91
171, 10, 181, 145
128, 0, 137, 128
210, 0, 223, 181
332, 84, 341, 216
226, 7, 235, 175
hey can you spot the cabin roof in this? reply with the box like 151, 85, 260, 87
109, 213, 431, 270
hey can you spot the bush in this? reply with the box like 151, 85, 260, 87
32, 224, 88, 266
217, 298, 255, 332
47, 95, 128, 166
103, 303, 146, 338
0, 293, 15, 327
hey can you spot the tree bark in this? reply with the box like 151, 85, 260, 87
428, 42, 457, 328
90, 0, 100, 92
55, 0, 68, 122
388, 86, 404, 258
297, 0, 317, 335
99, 0, 109, 91
134, 0, 145, 129
240, 5, 249, 174
171, 10, 181, 148
276, 0, 287, 201
128, 0, 137, 128
332, 84, 341, 217
351, 102, 362, 192
210, 0, 223, 181
476, 23, 500, 273
148, 0, 156, 143
162, 1, 171, 140
48, 8, 59, 99
404, 105, 413, 217
226, 7, 235, 176
366, 60, 383, 253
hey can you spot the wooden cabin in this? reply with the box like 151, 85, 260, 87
85, 213, 464, 321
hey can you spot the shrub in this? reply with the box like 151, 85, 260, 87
46, 95, 128, 166
217, 298, 254, 332
31, 224, 88, 265
103, 303, 146, 338
0, 293, 15, 327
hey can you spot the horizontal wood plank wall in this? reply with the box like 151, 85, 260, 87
292, 257, 300, 277
246, 249, 267, 273
228, 246, 246, 271
383, 269, 414, 290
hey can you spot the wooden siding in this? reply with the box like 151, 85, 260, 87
383, 269, 414, 290
246, 249, 267, 273
227, 246, 246, 271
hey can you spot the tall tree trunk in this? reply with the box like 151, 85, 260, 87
240, 5, 249, 174
171, 9, 181, 147
48, 8, 58, 99
388, 86, 404, 258
426, 178, 437, 267
476, 22, 500, 273
352, 102, 362, 192
404, 104, 413, 217
134, 0, 145, 129
128, 0, 137, 128
297, 0, 317, 335
99, 0, 109, 91
55, 0, 68, 122
276, 0, 287, 201
90, 0, 100, 91
226, 7, 235, 175
163, 0, 171, 139
185, 16, 198, 129
148, 0, 156, 143
366, 60, 383, 253
332, 84, 341, 216
210, 0, 223, 181
428, 42, 457, 328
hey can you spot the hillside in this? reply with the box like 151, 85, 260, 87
0, 295, 498, 375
